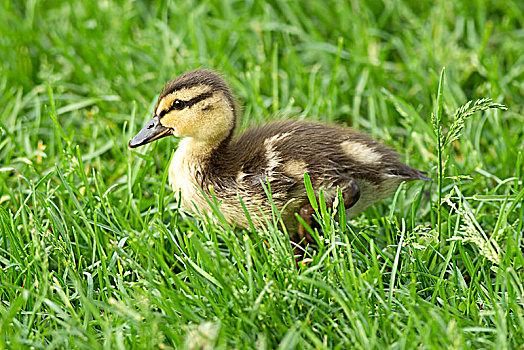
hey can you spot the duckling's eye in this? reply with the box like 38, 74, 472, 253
172, 99, 185, 110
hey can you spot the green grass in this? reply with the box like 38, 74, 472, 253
1, 0, 524, 348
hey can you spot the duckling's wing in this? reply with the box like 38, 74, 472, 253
210, 120, 431, 222
231, 120, 424, 181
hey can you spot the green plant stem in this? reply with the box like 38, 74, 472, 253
436, 68, 445, 246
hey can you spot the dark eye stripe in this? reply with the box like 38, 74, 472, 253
159, 91, 213, 117
185, 91, 213, 109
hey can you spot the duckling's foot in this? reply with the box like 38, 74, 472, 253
298, 204, 316, 244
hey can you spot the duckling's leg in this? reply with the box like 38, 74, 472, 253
298, 204, 316, 243
341, 180, 361, 209
297, 180, 360, 244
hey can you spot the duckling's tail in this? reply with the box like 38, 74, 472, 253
411, 169, 432, 182
396, 166, 432, 182
387, 163, 432, 182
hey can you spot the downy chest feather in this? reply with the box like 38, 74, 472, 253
168, 139, 210, 213
168, 140, 263, 228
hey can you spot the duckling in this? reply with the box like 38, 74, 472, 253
129, 69, 429, 245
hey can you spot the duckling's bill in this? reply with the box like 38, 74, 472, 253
128, 116, 173, 148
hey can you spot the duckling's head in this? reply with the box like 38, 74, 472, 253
129, 69, 236, 148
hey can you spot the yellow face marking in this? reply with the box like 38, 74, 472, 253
155, 85, 212, 116
156, 87, 234, 143
340, 140, 382, 164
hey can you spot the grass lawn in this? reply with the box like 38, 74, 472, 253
1, 0, 524, 348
